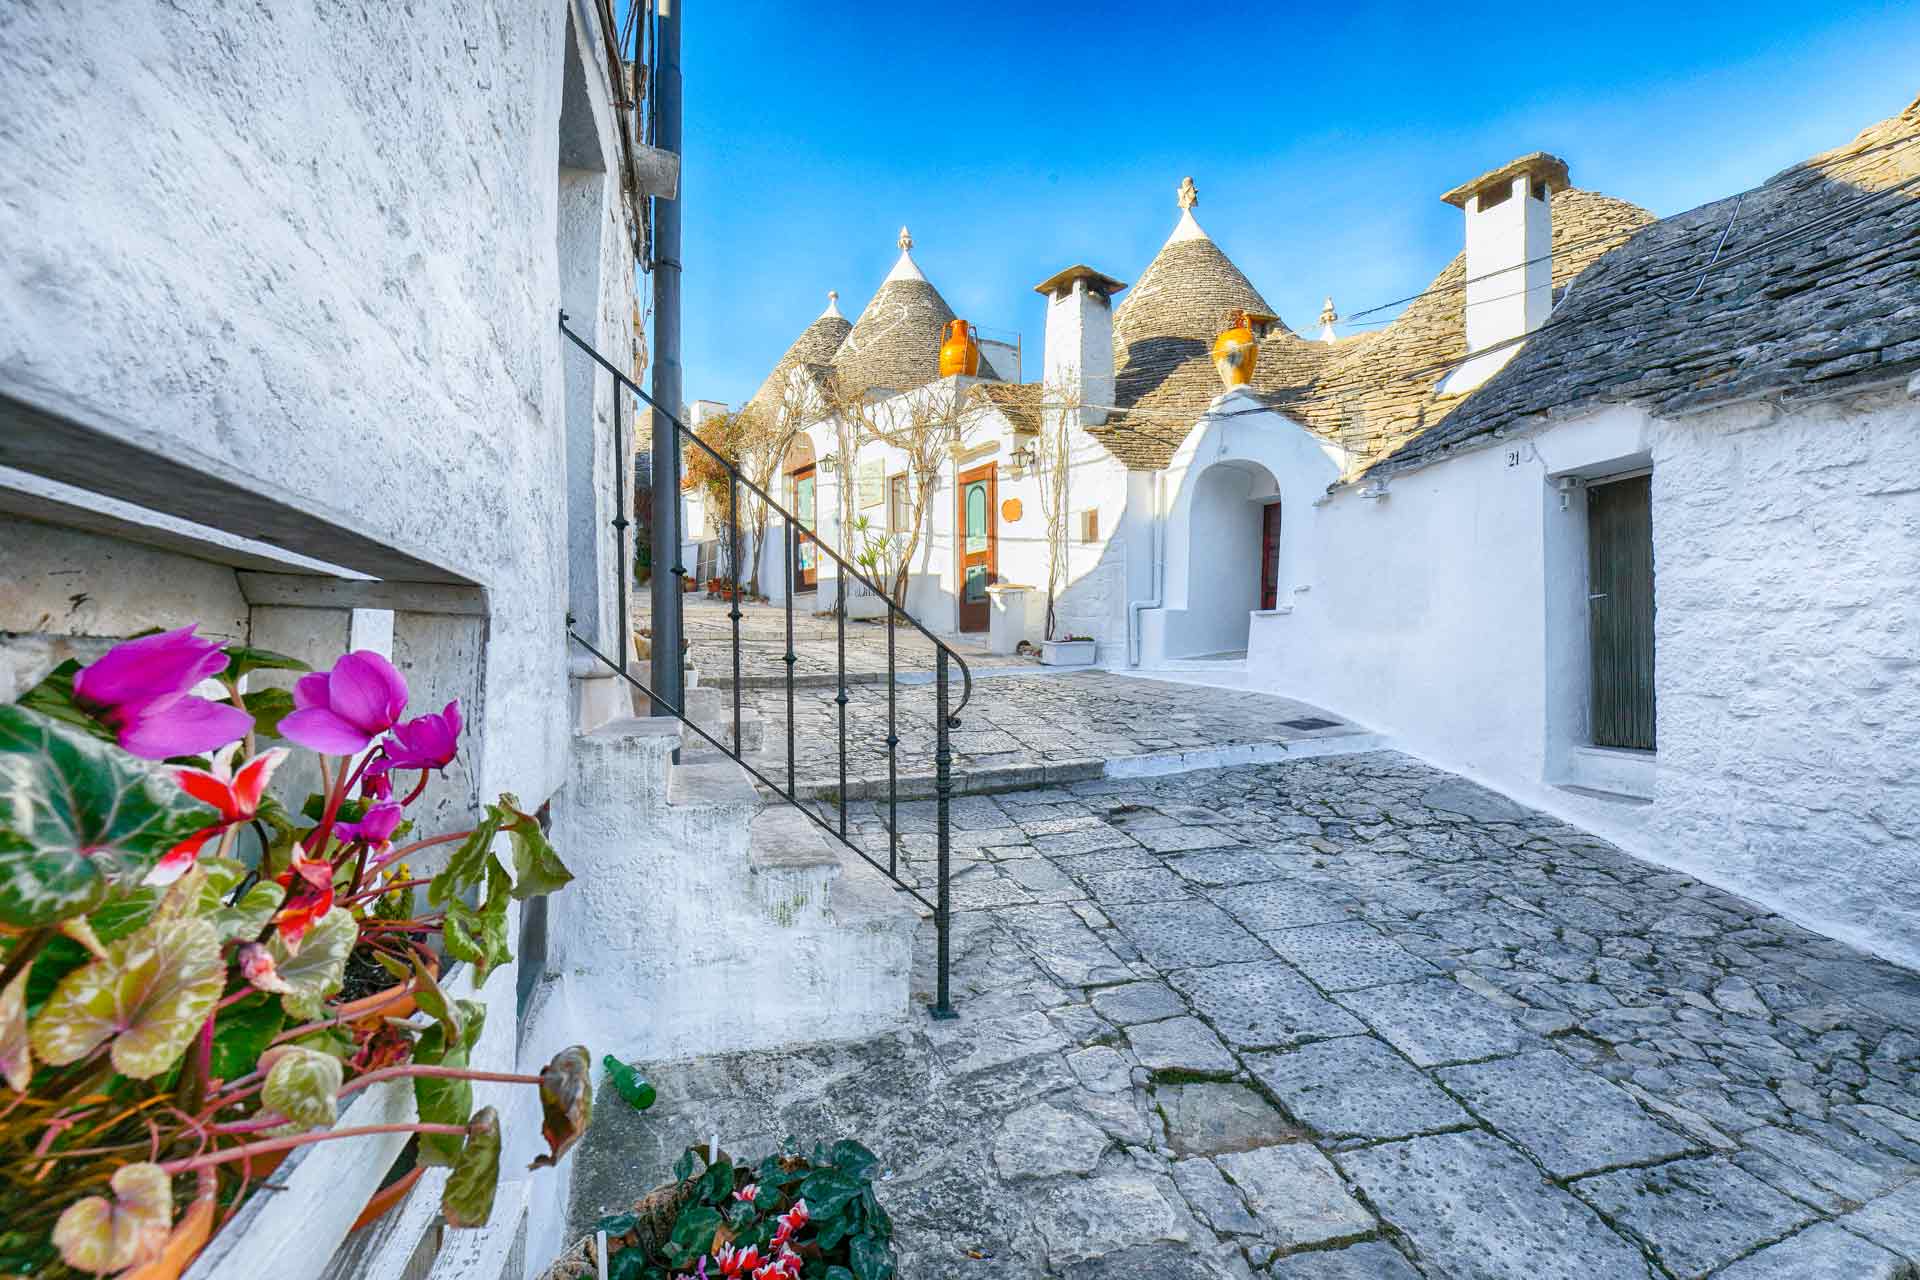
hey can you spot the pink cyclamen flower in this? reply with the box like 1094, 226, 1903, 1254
72, 626, 252, 760
733, 1183, 760, 1204
335, 801, 404, 849
279, 651, 409, 755
379, 699, 462, 771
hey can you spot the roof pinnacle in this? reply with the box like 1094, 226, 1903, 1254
898, 225, 913, 252
1176, 177, 1198, 210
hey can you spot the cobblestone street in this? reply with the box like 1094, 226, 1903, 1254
576, 753, 1920, 1278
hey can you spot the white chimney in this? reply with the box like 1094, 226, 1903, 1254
1032, 264, 1128, 426
1436, 152, 1569, 396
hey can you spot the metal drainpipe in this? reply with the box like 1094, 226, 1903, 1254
1127, 470, 1164, 667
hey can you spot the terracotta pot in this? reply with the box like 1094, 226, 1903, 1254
351, 1164, 426, 1234
332, 954, 438, 1035
1211, 309, 1258, 390
938, 319, 979, 378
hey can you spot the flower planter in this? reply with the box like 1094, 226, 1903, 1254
1041, 638, 1096, 666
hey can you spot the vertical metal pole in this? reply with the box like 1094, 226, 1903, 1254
647, 0, 684, 723
613, 375, 630, 673
784, 513, 797, 796
729, 474, 742, 755
930, 649, 954, 1019
886, 603, 898, 878
835, 585, 848, 839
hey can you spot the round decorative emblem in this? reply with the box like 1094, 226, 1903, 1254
1001, 497, 1023, 522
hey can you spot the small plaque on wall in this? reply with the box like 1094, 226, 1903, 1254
858, 459, 885, 510
1001, 497, 1023, 522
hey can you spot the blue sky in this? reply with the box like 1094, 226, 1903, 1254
665, 1, 1919, 406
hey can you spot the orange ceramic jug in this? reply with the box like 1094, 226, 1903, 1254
1212, 309, 1258, 390
939, 319, 980, 378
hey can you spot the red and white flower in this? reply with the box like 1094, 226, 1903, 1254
733, 1182, 760, 1204
711, 1243, 761, 1277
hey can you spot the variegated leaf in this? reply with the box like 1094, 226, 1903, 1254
212, 881, 284, 943
265, 907, 357, 1021
30, 916, 223, 1078
0, 705, 208, 927
51, 1161, 172, 1274
260, 1044, 343, 1131
442, 1107, 502, 1229
532, 1044, 593, 1169
0, 968, 29, 1092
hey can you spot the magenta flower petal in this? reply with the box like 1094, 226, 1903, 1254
292, 671, 332, 710
382, 699, 462, 771
279, 706, 377, 755
74, 626, 230, 711
327, 652, 408, 734
117, 695, 253, 761
336, 800, 404, 846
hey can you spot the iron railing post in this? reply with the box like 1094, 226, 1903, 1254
931, 649, 954, 1019
886, 601, 898, 879
613, 377, 630, 673
835, 581, 848, 839
729, 473, 742, 755
784, 513, 797, 796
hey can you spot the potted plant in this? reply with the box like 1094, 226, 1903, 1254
1041, 634, 1097, 666
542, 1139, 896, 1280
0, 627, 638, 1276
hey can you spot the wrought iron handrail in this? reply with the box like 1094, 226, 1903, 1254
559, 313, 971, 1017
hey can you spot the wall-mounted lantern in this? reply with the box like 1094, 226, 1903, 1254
819, 452, 840, 476
1009, 439, 1037, 478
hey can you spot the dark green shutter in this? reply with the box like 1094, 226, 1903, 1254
1587, 475, 1656, 751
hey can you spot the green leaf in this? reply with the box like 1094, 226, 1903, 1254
266, 908, 357, 1021
603, 1055, 657, 1110
830, 1139, 879, 1183
429, 807, 506, 906
29, 916, 224, 1078
222, 646, 310, 680
208, 993, 283, 1082
286, 1025, 355, 1059
668, 1205, 722, 1253
594, 1212, 639, 1237
441, 859, 512, 986
442, 1107, 502, 1229
532, 1045, 593, 1170
241, 687, 297, 740
694, 1155, 734, 1206
848, 1233, 895, 1280
673, 1149, 698, 1182
408, 953, 461, 1045
607, 1247, 650, 1280
17, 660, 127, 748
798, 1168, 863, 1222
413, 1022, 472, 1167
51, 1162, 172, 1274
0, 705, 209, 927
828, 1269, 854, 1280
816, 1213, 851, 1251
261, 1044, 343, 1131
212, 881, 284, 944
0, 969, 29, 1092
499, 795, 571, 900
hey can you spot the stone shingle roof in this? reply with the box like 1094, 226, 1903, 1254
1294, 188, 1653, 462
1376, 92, 1920, 475
830, 247, 1000, 395
974, 380, 1043, 433
744, 294, 851, 422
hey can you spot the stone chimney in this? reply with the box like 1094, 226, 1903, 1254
1437, 152, 1569, 395
1033, 264, 1128, 426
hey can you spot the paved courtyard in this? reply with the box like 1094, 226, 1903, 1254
575, 753, 1920, 1278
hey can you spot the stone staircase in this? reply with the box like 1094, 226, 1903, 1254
544, 710, 918, 1066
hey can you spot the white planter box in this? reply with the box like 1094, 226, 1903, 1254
1041, 639, 1096, 667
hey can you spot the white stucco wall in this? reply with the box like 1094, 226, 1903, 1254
1252, 387, 1920, 966
1, 0, 636, 806
1141, 390, 1347, 666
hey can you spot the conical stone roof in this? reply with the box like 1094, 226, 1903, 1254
745, 291, 852, 420
829, 228, 998, 395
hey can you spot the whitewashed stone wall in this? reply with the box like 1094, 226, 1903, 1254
1643, 389, 1920, 958
1253, 386, 1920, 967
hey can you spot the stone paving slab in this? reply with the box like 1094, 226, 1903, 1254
1572, 1156, 1820, 1277
1249, 1036, 1472, 1141
1339, 1131, 1654, 1279
1715, 1221, 1911, 1279
1260, 921, 1439, 992
569, 751, 1920, 1278
1214, 1142, 1374, 1257
1437, 1048, 1698, 1177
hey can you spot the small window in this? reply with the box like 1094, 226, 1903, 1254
1079, 509, 1099, 544
889, 474, 909, 532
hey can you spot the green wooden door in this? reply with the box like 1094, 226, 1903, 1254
1587, 474, 1655, 750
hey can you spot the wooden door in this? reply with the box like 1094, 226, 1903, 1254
791, 465, 818, 591
1587, 474, 1655, 750
1259, 502, 1283, 611
955, 462, 997, 632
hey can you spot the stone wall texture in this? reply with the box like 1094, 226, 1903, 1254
0, 0, 638, 807
1646, 390, 1920, 955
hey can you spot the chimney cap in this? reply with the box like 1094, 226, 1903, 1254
1032, 264, 1130, 299
1440, 152, 1570, 208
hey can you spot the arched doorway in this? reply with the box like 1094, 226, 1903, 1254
1174, 459, 1281, 659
